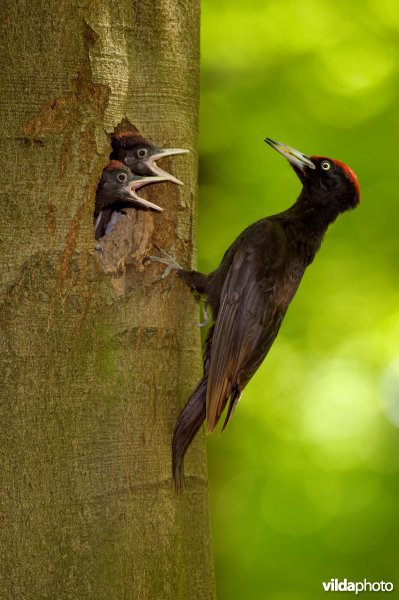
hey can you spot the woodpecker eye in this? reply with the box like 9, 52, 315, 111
321, 161, 331, 171
116, 172, 128, 183
137, 148, 148, 159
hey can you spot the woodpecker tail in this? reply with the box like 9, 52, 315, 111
172, 325, 214, 492
172, 377, 207, 492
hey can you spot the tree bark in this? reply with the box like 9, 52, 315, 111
0, 1, 215, 599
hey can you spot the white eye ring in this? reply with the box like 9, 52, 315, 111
137, 148, 148, 158
117, 172, 128, 183
321, 161, 331, 171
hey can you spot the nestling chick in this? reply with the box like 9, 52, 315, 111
94, 161, 166, 240
111, 131, 189, 185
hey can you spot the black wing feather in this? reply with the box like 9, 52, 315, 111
206, 224, 286, 432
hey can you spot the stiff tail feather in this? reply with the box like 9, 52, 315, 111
172, 326, 214, 492
221, 388, 241, 432
172, 377, 207, 492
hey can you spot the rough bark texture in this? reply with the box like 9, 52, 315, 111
0, 1, 215, 599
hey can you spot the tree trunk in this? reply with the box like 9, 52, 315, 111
0, 2, 215, 599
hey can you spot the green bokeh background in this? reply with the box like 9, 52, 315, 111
198, 1, 399, 597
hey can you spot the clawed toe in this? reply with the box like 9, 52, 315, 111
143, 245, 183, 283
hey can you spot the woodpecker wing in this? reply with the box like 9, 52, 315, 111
206, 221, 287, 433
94, 208, 112, 240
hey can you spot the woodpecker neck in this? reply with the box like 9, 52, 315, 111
288, 188, 342, 238
272, 189, 342, 266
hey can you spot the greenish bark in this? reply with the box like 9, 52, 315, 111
0, 1, 215, 599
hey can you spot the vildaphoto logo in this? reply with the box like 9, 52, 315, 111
322, 579, 394, 594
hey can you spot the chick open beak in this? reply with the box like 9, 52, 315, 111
145, 148, 189, 185
126, 175, 167, 212
265, 138, 315, 171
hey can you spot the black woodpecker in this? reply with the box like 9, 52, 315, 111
145, 138, 360, 491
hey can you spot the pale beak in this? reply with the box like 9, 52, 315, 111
146, 148, 190, 185
126, 175, 167, 212
265, 138, 316, 171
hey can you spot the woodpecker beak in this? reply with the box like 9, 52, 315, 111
146, 148, 189, 185
126, 175, 167, 212
265, 138, 316, 171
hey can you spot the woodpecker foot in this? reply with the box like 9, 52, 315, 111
143, 245, 183, 284
198, 301, 210, 327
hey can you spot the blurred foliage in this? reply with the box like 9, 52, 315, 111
198, 0, 399, 597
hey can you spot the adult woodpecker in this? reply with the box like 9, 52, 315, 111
111, 131, 189, 185
145, 138, 360, 491
94, 161, 167, 240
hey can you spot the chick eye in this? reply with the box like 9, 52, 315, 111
117, 172, 128, 183
137, 148, 148, 159
321, 161, 331, 171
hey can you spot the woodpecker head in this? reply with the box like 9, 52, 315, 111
265, 138, 360, 211
111, 132, 189, 185
96, 161, 166, 212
